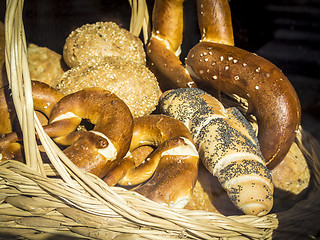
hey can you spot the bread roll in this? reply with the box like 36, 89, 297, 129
55, 56, 160, 118
27, 43, 67, 87
63, 21, 146, 68
185, 162, 243, 216
0, 21, 8, 88
271, 141, 310, 211
159, 88, 273, 216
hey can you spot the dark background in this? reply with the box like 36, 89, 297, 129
1, 0, 319, 141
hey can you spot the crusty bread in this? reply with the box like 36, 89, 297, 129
27, 43, 67, 87
271, 141, 310, 211
55, 56, 160, 118
160, 88, 273, 216
0, 21, 8, 88
63, 21, 146, 68
185, 162, 243, 215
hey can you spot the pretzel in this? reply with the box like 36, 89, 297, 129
0, 81, 64, 135
104, 114, 199, 208
44, 88, 134, 178
159, 88, 273, 216
148, 0, 301, 168
146, 0, 197, 90
0, 86, 133, 178
0, 81, 64, 161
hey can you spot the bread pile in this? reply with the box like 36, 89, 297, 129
0, 18, 311, 217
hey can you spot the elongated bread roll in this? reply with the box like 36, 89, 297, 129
159, 88, 273, 216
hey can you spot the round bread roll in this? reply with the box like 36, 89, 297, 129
55, 56, 160, 118
63, 21, 146, 68
27, 43, 67, 87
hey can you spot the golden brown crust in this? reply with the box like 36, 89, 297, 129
104, 114, 199, 208
186, 42, 301, 169
151, 0, 184, 53
105, 114, 197, 186
0, 86, 16, 135
63, 21, 146, 68
31, 81, 64, 117
0, 21, 8, 88
147, 37, 197, 90
131, 145, 155, 167
27, 43, 67, 87
197, 0, 234, 45
0, 81, 63, 135
135, 152, 198, 208
271, 141, 310, 211
0, 81, 64, 162
56, 56, 160, 118
146, 0, 197, 91
45, 88, 133, 178
130, 114, 195, 149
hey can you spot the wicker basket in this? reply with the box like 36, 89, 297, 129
1, 0, 320, 239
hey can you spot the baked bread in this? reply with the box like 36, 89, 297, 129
0, 21, 8, 88
63, 21, 146, 68
27, 43, 67, 87
271, 141, 310, 211
55, 56, 160, 118
160, 88, 273, 216
185, 162, 242, 215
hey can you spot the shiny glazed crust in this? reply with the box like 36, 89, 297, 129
186, 42, 301, 168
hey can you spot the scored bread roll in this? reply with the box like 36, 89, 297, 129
159, 88, 273, 216
63, 21, 146, 68
55, 56, 160, 118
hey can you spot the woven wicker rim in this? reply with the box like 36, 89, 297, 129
2, 0, 320, 239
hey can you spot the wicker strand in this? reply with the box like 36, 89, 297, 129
0, 160, 279, 239
4, 0, 43, 174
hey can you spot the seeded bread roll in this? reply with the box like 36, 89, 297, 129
27, 43, 67, 87
56, 56, 160, 118
160, 88, 273, 216
63, 21, 146, 68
